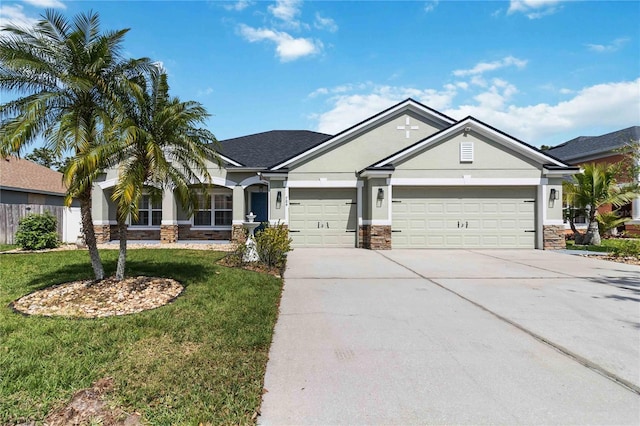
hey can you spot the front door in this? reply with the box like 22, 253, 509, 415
251, 192, 268, 230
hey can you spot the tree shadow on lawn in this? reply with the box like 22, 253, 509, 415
23, 256, 216, 292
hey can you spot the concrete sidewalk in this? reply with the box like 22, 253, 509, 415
260, 249, 640, 425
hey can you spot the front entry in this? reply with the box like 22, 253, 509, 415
251, 192, 268, 230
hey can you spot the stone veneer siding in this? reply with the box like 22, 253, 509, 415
177, 225, 231, 241
543, 225, 565, 250
94, 225, 111, 243
359, 225, 391, 250
624, 224, 640, 237
160, 225, 178, 243
231, 224, 247, 243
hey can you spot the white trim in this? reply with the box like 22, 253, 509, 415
389, 177, 547, 186
375, 119, 568, 169
93, 220, 117, 225
97, 178, 118, 189
543, 168, 580, 176
271, 99, 455, 170
218, 154, 243, 167
544, 219, 565, 226
240, 175, 268, 189
232, 220, 244, 225
388, 184, 393, 223
541, 184, 548, 225
357, 184, 363, 226
536, 185, 544, 249
360, 169, 394, 178
286, 180, 363, 188
269, 219, 288, 226
362, 219, 392, 226
177, 220, 191, 225
127, 226, 161, 231
161, 220, 178, 226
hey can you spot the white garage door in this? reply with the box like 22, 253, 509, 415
289, 188, 358, 248
392, 187, 536, 248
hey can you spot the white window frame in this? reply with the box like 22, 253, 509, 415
130, 193, 162, 228
192, 189, 233, 229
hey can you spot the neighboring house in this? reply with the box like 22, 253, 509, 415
0, 157, 82, 243
0, 156, 68, 205
544, 126, 640, 236
92, 98, 578, 249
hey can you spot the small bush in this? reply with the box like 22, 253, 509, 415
611, 240, 640, 258
255, 222, 292, 270
15, 212, 60, 250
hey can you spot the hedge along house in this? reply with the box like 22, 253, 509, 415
91, 98, 578, 249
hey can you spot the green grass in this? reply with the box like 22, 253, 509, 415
0, 249, 282, 425
0, 244, 18, 252
566, 238, 640, 253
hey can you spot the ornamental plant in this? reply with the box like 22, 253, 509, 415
15, 212, 60, 250
255, 222, 292, 270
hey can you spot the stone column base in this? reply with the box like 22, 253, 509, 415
160, 225, 178, 243
543, 225, 565, 250
359, 225, 391, 250
231, 224, 247, 243
93, 224, 111, 243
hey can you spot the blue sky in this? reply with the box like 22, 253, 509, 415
1, 0, 639, 149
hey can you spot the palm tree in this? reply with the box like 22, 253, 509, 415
0, 10, 151, 280
563, 163, 639, 246
103, 69, 218, 279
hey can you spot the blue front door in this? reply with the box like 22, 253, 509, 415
251, 192, 268, 229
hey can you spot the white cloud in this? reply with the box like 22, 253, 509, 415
314, 12, 338, 32
222, 1, 253, 12
309, 78, 640, 145
0, 4, 38, 31
586, 37, 629, 53
424, 0, 439, 13
453, 56, 527, 77
269, 0, 302, 28
507, 0, 563, 19
238, 24, 322, 62
559, 88, 574, 95
197, 87, 214, 97
22, 0, 66, 8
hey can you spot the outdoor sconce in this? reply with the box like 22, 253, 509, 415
550, 188, 559, 201
377, 188, 384, 200
276, 191, 282, 209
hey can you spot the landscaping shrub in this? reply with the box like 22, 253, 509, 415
610, 240, 640, 258
255, 222, 292, 270
14, 212, 60, 250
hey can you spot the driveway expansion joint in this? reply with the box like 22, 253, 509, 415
376, 251, 640, 396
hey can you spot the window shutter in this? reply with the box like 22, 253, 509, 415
460, 142, 474, 162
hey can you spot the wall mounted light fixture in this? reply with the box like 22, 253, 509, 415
276, 191, 282, 209
550, 188, 559, 201
377, 188, 384, 200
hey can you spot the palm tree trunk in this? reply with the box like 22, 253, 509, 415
79, 189, 105, 280
585, 220, 601, 246
115, 220, 127, 280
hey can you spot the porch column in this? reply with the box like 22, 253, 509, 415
359, 173, 392, 250
231, 185, 246, 242
161, 188, 178, 243
92, 183, 112, 243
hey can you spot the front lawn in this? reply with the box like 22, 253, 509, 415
0, 249, 282, 425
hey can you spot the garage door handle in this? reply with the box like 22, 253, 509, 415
346, 230, 356, 233
392, 230, 402, 233
290, 230, 301, 233
466, 221, 468, 228
524, 230, 535, 233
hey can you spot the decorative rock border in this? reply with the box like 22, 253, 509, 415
11, 276, 184, 318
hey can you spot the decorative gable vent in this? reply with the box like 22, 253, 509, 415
460, 142, 474, 162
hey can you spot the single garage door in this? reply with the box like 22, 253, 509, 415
289, 188, 357, 247
392, 187, 536, 248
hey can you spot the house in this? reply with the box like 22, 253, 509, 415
91, 98, 578, 249
0, 157, 82, 243
544, 126, 640, 236
0, 157, 68, 205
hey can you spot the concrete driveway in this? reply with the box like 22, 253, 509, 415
260, 249, 640, 425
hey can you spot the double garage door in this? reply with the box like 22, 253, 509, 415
289, 188, 357, 248
392, 187, 536, 248
288, 187, 536, 249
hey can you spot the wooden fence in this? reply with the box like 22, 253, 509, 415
0, 204, 66, 245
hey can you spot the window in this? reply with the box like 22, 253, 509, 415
132, 194, 162, 226
194, 192, 232, 227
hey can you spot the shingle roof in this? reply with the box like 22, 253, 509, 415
0, 157, 66, 195
544, 126, 640, 162
216, 130, 332, 168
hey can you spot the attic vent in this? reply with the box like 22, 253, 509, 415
460, 142, 474, 162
